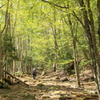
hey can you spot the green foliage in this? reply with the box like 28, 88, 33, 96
1, 0, 99, 74
79, 59, 91, 70
0, 80, 9, 89
59, 59, 74, 66
3, 35, 19, 64
14, 71, 23, 76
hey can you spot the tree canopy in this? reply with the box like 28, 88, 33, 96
1, 0, 100, 97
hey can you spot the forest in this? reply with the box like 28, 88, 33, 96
0, 0, 100, 100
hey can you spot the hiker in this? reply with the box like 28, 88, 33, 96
32, 68, 37, 79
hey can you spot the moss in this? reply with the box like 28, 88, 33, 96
36, 83, 45, 89
0, 80, 9, 89
2, 94, 9, 97
21, 93, 36, 100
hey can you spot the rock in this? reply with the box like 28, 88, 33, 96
23, 93, 36, 100
41, 95, 50, 99
83, 76, 94, 82
37, 83, 44, 87
59, 96, 67, 100
36, 83, 45, 89
60, 77, 69, 82
56, 76, 60, 79
3, 76, 13, 85
0, 80, 9, 89
59, 96, 74, 100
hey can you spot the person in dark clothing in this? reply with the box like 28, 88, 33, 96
32, 68, 37, 79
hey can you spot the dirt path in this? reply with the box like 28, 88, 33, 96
0, 72, 99, 100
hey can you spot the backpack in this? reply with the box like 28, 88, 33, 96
32, 69, 36, 74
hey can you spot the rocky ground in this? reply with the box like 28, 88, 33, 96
0, 69, 99, 100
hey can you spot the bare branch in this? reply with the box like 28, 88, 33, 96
72, 11, 85, 29
41, 0, 68, 9
0, 5, 5, 9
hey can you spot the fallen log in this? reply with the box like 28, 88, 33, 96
3, 70, 29, 86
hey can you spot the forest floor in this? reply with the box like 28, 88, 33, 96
0, 68, 99, 100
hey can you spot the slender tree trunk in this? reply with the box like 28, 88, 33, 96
53, 7, 58, 72
13, 61, 16, 73
18, 37, 22, 72
97, 0, 100, 46
73, 39, 80, 87
68, 15, 80, 87
0, 38, 3, 79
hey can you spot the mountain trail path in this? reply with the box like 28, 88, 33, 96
0, 70, 98, 100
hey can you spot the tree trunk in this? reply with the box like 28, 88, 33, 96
68, 15, 81, 88
73, 41, 80, 88
0, 0, 10, 80
78, 0, 100, 97
97, 0, 100, 46
0, 39, 3, 79
53, 7, 58, 72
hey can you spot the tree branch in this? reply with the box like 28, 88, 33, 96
0, 5, 5, 9
41, 0, 68, 9
72, 11, 85, 29
0, 1, 9, 36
